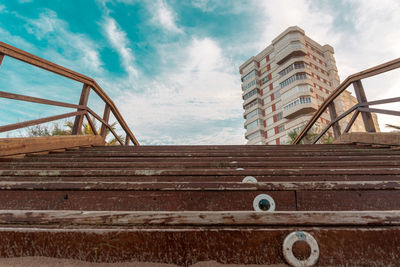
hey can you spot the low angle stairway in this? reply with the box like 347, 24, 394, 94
1, 144, 400, 266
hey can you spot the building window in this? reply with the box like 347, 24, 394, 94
279, 62, 305, 77
283, 97, 312, 111
276, 112, 283, 121
243, 79, 257, 91
246, 119, 263, 130
261, 75, 270, 85
244, 99, 262, 110
277, 124, 285, 133
265, 116, 274, 126
281, 85, 311, 100
247, 130, 263, 140
280, 73, 308, 88
267, 129, 274, 138
245, 108, 262, 120
243, 70, 256, 82
243, 88, 259, 100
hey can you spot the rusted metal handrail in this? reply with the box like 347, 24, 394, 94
293, 57, 400, 144
0, 41, 139, 146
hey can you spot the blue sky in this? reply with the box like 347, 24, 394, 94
1, 0, 400, 144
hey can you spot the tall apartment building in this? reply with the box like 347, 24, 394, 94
239, 26, 374, 145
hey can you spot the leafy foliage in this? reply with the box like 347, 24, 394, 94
288, 126, 334, 144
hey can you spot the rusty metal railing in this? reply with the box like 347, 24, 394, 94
293, 57, 400, 144
0, 42, 139, 146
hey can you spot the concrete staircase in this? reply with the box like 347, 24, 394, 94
0, 144, 400, 266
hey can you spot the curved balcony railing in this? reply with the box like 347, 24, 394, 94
0, 41, 139, 146
293, 57, 400, 144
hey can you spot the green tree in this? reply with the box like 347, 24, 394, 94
288, 126, 334, 144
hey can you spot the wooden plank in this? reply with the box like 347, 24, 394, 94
72, 84, 90, 135
0, 91, 85, 109
353, 80, 376, 132
0, 110, 86, 134
0, 135, 105, 157
0, 227, 399, 265
0, 210, 400, 226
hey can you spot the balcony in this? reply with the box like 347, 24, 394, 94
282, 97, 317, 119
275, 42, 307, 65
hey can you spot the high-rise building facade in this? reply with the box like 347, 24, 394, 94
239, 26, 374, 145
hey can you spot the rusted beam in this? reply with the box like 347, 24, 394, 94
328, 102, 341, 138
360, 96, 400, 106
86, 108, 123, 145
0, 53, 4, 66
72, 84, 90, 135
0, 110, 86, 134
0, 91, 86, 109
353, 80, 376, 132
100, 104, 110, 138
343, 110, 360, 133
84, 113, 98, 135
359, 107, 400, 117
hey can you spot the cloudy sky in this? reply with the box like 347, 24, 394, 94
0, 0, 399, 144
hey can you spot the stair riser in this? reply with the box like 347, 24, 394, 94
0, 190, 398, 211
0, 227, 398, 265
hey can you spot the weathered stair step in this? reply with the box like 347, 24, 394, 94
0, 181, 399, 211
1, 167, 399, 177
4, 154, 400, 163
1, 174, 399, 182
2, 160, 400, 169
34, 150, 400, 158
0, 210, 399, 266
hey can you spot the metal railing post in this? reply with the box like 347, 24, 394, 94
100, 104, 111, 139
72, 84, 91, 135
353, 80, 376, 132
328, 102, 341, 138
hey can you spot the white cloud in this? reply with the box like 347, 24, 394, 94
25, 10, 103, 74
115, 37, 245, 144
150, 0, 183, 33
102, 16, 138, 81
